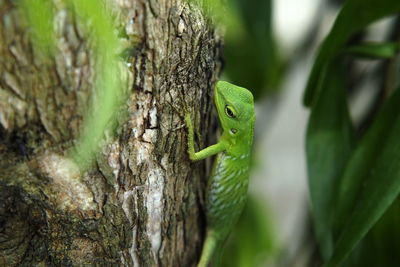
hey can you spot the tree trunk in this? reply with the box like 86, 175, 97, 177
0, 0, 222, 266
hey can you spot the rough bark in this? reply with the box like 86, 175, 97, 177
0, 0, 222, 266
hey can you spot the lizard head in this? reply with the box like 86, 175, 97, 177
214, 81, 255, 140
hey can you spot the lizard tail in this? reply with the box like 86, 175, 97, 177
197, 231, 218, 267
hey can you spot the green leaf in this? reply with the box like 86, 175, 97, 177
224, 0, 279, 99
345, 42, 400, 59
342, 198, 400, 266
20, 0, 55, 58
326, 88, 400, 266
303, 0, 400, 107
69, 0, 125, 169
306, 60, 354, 260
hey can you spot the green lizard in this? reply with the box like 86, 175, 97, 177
185, 81, 255, 267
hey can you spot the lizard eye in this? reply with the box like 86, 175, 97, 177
230, 128, 237, 134
225, 105, 236, 118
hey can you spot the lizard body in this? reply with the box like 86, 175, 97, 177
185, 81, 255, 267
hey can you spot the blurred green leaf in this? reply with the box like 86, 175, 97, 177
224, 0, 279, 99
306, 60, 354, 260
20, 0, 55, 57
342, 197, 400, 267
221, 196, 277, 267
19, 0, 125, 169
187, 0, 242, 32
69, 0, 125, 168
345, 42, 400, 59
326, 88, 400, 267
303, 0, 400, 107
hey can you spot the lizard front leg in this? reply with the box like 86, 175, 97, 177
184, 113, 225, 161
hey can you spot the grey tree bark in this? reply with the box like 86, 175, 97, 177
0, 0, 222, 266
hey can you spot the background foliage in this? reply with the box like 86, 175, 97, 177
213, 0, 400, 266
306, 0, 400, 265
